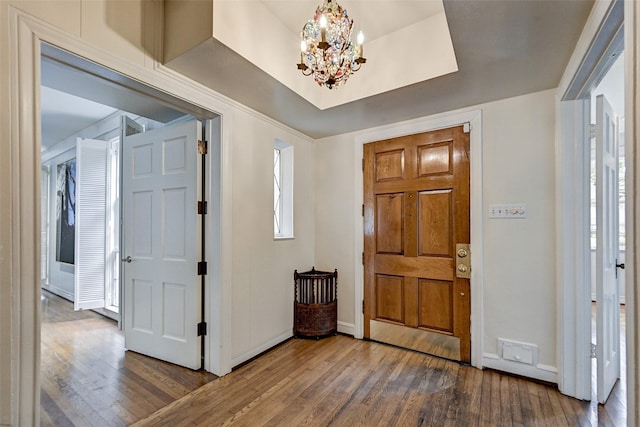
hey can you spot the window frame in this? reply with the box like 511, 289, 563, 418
274, 139, 294, 239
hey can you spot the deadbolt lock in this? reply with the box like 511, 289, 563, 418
455, 243, 471, 279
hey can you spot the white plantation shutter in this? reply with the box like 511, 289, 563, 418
74, 138, 108, 310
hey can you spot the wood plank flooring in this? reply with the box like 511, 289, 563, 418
134, 335, 626, 426
40, 290, 217, 426
42, 289, 627, 426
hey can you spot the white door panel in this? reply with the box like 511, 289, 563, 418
123, 119, 201, 370
74, 138, 109, 311
595, 94, 621, 404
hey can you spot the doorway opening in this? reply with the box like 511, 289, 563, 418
39, 43, 219, 423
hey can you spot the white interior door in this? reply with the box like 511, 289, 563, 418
122, 119, 202, 370
74, 137, 109, 311
595, 94, 621, 404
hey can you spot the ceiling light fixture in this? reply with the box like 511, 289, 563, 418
297, 0, 366, 90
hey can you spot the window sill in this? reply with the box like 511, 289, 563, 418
274, 235, 295, 241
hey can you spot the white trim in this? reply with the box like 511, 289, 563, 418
555, 98, 592, 400
482, 353, 558, 384
352, 109, 484, 369
40, 283, 73, 302
337, 321, 355, 337
558, 0, 615, 99
624, 0, 639, 424
230, 331, 292, 368
10, 8, 43, 425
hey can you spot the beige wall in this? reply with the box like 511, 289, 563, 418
314, 133, 357, 329
315, 89, 558, 374
230, 107, 315, 364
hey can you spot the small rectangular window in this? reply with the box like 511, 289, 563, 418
274, 147, 282, 235
274, 140, 294, 238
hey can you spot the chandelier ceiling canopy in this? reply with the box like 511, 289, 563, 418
297, 0, 366, 90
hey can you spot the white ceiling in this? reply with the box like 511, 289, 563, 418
260, 1, 444, 43
40, 86, 117, 149
213, 0, 458, 109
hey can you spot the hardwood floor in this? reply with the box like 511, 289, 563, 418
40, 290, 217, 426
41, 290, 627, 426
134, 335, 626, 426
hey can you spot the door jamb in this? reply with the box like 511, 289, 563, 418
555, 0, 625, 401
353, 110, 484, 368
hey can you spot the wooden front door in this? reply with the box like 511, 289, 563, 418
363, 126, 471, 363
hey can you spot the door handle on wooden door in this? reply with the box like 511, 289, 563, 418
455, 243, 471, 279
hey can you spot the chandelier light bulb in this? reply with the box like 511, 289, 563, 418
319, 14, 328, 29
296, 0, 367, 89
357, 30, 364, 58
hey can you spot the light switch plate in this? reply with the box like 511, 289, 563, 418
489, 204, 527, 219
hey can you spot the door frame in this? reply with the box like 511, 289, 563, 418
555, 0, 627, 402
353, 110, 484, 368
7, 6, 234, 421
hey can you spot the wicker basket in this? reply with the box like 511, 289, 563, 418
294, 267, 337, 338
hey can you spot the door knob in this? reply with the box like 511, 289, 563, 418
615, 260, 625, 278
122, 256, 133, 263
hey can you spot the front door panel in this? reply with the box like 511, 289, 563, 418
364, 126, 470, 362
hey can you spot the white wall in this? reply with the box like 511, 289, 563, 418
315, 89, 558, 380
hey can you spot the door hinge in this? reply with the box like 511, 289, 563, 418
362, 158, 364, 171
198, 139, 208, 155
362, 300, 365, 314
362, 204, 365, 217
197, 321, 207, 336
198, 201, 208, 215
589, 124, 596, 139
197, 261, 207, 275
591, 343, 597, 359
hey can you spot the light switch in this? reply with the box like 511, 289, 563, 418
489, 204, 527, 219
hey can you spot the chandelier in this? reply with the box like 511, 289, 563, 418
297, 0, 366, 90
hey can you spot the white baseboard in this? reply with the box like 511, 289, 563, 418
41, 283, 73, 301
231, 330, 292, 368
482, 353, 558, 384
337, 321, 355, 337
